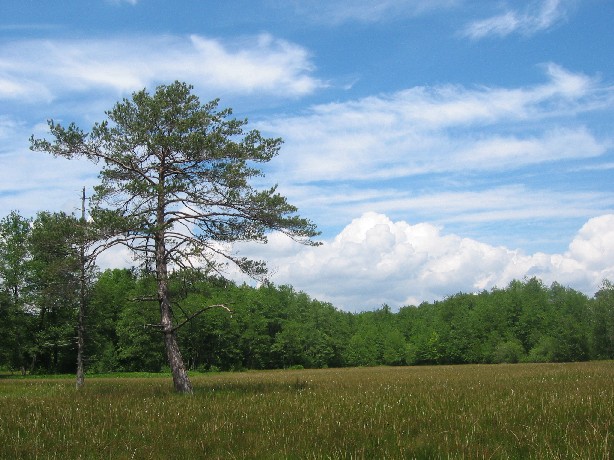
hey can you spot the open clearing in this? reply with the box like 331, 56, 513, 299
1, 362, 612, 459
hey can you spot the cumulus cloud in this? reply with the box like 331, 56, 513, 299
462, 0, 572, 40
231, 212, 614, 311
567, 215, 614, 274
0, 33, 323, 102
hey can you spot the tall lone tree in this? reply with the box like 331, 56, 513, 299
31, 81, 320, 392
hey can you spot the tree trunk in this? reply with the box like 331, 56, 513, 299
76, 187, 86, 390
156, 231, 193, 394
76, 309, 85, 388
163, 316, 193, 393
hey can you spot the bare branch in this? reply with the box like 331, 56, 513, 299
132, 295, 158, 302
172, 303, 233, 333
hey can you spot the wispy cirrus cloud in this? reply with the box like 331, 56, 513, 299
0, 32, 323, 219
268, 180, 614, 246
462, 0, 573, 40
285, 0, 459, 24
107, 0, 139, 5
261, 63, 610, 184
0, 33, 323, 102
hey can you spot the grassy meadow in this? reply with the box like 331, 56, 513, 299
1, 362, 612, 459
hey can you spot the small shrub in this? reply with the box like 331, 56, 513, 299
526, 336, 558, 362
492, 339, 525, 363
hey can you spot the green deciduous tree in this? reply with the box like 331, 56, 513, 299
0, 212, 32, 372
589, 280, 614, 359
31, 81, 319, 392
28, 211, 82, 373
87, 268, 137, 373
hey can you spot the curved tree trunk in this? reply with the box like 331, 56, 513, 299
156, 227, 192, 393
163, 319, 193, 393
159, 285, 193, 394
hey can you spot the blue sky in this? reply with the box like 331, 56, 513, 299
1, 0, 613, 310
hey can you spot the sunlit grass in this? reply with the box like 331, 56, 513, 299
1, 362, 612, 459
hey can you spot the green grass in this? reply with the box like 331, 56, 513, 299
1, 362, 612, 459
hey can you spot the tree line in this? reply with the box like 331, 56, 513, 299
2, 210, 613, 375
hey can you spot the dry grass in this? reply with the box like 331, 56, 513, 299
1, 362, 612, 459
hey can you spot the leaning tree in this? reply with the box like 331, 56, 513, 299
31, 81, 319, 392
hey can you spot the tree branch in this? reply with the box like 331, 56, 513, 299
132, 295, 158, 302
172, 303, 232, 333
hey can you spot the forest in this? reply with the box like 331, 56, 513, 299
2, 209, 614, 375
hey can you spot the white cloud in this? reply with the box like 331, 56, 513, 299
232, 212, 614, 311
188, 34, 319, 95
369, 186, 610, 224
567, 215, 614, 274
107, 0, 139, 5
261, 64, 609, 183
250, 64, 612, 249
453, 127, 606, 170
0, 34, 323, 102
0, 116, 19, 142
1, 117, 102, 218
286, 0, 459, 24
96, 244, 137, 270
0, 150, 99, 216
462, 0, 572, 40
272, 182, 614, 242
576, 162, 614, 172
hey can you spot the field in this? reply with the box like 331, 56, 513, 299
1, 362, 612, 459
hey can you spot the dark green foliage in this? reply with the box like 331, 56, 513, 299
589, 280, 614, 359
492, 338, 525, 363
28, 212, 84, 374
0, 211, 85, 374
87, 269, 135, 372
0, 212, 32, 372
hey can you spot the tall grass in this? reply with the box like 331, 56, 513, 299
1, 362, 612, 459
